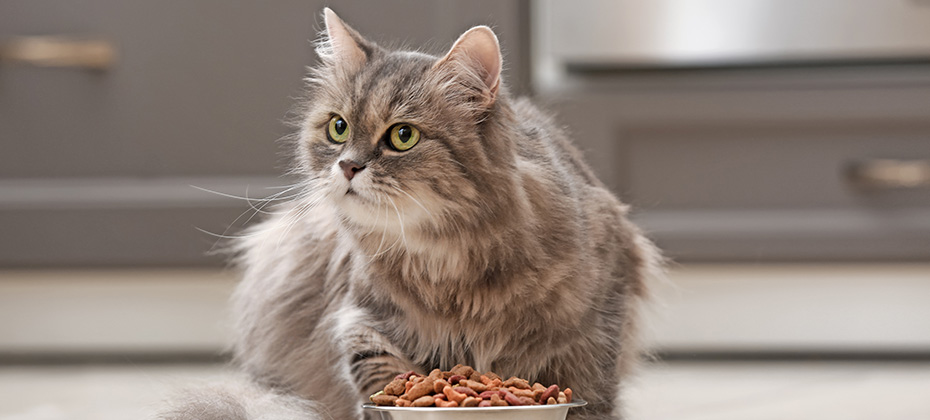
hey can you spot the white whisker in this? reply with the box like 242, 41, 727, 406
243, 184, 310, 222
195, 226, 265, 240
199, 182, 311, 252
391, 186, 433, 222
386, 195, 408, 251
365, 195, 384, 238
190, 184, 299, 203
373, 199, 389, 257
276, 195, 325, 251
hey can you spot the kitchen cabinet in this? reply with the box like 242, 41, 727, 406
536, 0, 930, 262
0, 0, 529, 266
544, 64, 930, 262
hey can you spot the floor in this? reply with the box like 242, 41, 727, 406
1, 361, 928, 420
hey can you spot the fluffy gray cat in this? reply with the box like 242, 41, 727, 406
161, 8, 661, 420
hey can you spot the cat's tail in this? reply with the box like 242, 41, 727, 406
157, 378, 330, 420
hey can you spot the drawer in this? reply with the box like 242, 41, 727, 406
623, 122, 930, 210
0, 0, 318, 178
0, 206, 240, 267
0, 176, 294, 267
625, 123, 930, 261
548, 74, 930, 261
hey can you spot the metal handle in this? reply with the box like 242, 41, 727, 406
0, 36, 115, 70
847, 159, 930, 189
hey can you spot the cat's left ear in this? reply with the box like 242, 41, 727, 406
435, 26, 503, 105
317, 8, 370, 71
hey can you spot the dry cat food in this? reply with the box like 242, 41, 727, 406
369, 364, 574, 408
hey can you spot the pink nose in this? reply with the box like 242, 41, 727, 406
338, 160, 366, 180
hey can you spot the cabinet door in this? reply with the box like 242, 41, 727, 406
0, 1, 528, 267
549, 70, 930, 262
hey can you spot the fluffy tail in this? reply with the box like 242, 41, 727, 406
157, 379, 326, 420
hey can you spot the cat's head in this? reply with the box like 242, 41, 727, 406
297, 9, 516, 243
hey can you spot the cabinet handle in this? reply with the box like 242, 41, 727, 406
0, 36, 114, 70
847, 159, 930, 189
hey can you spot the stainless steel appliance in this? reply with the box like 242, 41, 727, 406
536, 0, 930, 85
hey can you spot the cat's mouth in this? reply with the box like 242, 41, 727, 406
342, 186, 372, 203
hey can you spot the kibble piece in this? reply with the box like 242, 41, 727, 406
453, 386, 479, 398
479, 390, 504, 400
509, 387, 535, 399
443, 386, 467, 404
371, 392, 398, 406
489, 394, 508, 406
412, 396, 435, 407
461, 396, 481, 407
483, 371, 501, 381
502, 390, 524, 406
384, 378, 407, 396
502, 377, 531, 389
395, 371, 417, 380
450, 364, 475, 379
460, 379, 488, 392
433, 379, 450, 394
538, 384, 559, 404
401, 377, 435, 401
447, 374, 465, 385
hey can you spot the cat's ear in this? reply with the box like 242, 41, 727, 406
435, 26, 503, 105
317, 8, 369, 71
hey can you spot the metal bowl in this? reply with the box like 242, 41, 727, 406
363, 400, 586, 420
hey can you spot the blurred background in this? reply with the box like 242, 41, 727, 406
1, 1, 929, 419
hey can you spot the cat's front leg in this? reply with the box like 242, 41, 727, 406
331, 305, 417, 398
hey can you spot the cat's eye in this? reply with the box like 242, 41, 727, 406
327, 115, 350, 143
389, 124, 420, 151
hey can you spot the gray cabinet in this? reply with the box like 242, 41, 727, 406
0, 1, 529, 267
546, 67, 930, 261
533, 1, 930, 262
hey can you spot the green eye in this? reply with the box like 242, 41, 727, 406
328, 115, 350, 143
389, 124, 420, 151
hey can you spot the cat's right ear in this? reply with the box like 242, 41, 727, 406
317, 8, 369, 71
434, 26, 503, 106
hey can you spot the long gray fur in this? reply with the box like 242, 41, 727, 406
159, 9, 661, 420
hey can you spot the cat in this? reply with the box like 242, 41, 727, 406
160, 8, 661, 420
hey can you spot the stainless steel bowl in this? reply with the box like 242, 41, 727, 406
363, 400, 586, 420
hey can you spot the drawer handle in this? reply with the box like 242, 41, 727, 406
0, 36, 114, 70
847, 159, 930, 189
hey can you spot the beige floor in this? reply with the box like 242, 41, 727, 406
1, 362, 929, 420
